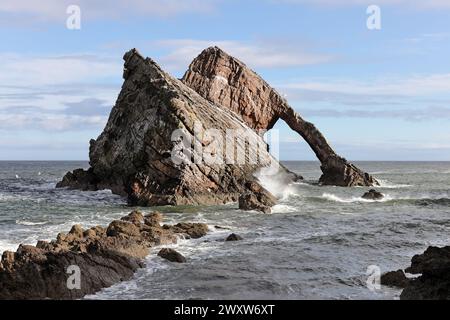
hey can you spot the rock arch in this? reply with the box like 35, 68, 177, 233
182, 46, 378, 186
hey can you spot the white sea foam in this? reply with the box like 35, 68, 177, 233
272, 204, 297, 213
15, 220, 48, 226
377, 179, 412, 189
0, 240, 19, 254
255, 167, 300, 200
322, 193, 392, 203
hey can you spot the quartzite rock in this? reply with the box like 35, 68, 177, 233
57, 48, 289, 208
0, 210, 208, 299
182, 46, 378, 187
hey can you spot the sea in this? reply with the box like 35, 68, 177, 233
0, 161, 449, 300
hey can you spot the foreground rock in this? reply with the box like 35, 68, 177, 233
182, 46, 378, 187
0, 211, 207, 299
158, 248, 186, 263
238, 181, 276, 213
362, 189, 384, 200
57, 48, 297, 212
381, 270, 410, 288
400, 246, 450, 300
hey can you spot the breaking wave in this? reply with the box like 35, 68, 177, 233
321, 193, 450, 207
377, 180, 412, 189
321, 193, 391, 203
15, 220, 48, 226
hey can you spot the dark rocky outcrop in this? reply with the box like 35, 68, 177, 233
0, 210, 207, 299
182, 46, 378, 187
362, 189, 384, 200
400, 246, 450, 300
238, 181, 277, 213
226, 233, 243, 241
381, 270, 410, 288
157, 248, 186, 263
57, 48, 295, 212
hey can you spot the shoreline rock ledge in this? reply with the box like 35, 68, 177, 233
57, 47, 378, 211
0, 210, 208, 299
399, 246, 450, 300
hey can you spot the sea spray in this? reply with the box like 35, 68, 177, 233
255, 167, 300, 200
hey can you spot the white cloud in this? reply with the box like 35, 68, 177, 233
154, 39, 334, 72
0, 113, 107, 131
0, 53, 121, 87
0, 53, 121, 131
271, 0, 450, 9
0, 0, 218, 24
279, 73, 450, 97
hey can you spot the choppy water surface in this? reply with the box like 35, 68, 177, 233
1, 161, 449, 300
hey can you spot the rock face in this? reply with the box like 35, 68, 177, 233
182, 47, 378, 187
238, 181, 277, 213
381, 270, 410, 288
400, 246, 450, 300
158, 248, 186, 263
0, 210, 208, 299
57, 48, 294, 210
362, 189, 384, 200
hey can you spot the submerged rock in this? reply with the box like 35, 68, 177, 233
381, 270, 410, 288
0, 211, 207, 299
157, 248, 186, 263
362, 189, 384, 200
182, 46, 378, 187
400, 246, 450, 300
226, 233, 243, 241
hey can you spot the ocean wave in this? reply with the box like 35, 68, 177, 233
415, 198, 450, 207
321, 193, 391, 203
272, 204, 297, 213
0, 240, 19, 254
320, 193, 450, 207
0, 194, 16, 201
255, 167, 301, 200
377, 180, 412, 189
15, 220, 48, 226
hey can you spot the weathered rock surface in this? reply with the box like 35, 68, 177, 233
157, 248, 186, 263
0, 211, 207, 299
381, 270, 410, 288
57, 48, 293, 209
400, 246, 450, 300
238, 181, 277, 213
362, 189, 384, 200
182, 46, 378, 187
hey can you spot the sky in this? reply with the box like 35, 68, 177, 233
0, 0, 450, 161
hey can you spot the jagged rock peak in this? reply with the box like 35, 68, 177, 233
58, 47, 289, 209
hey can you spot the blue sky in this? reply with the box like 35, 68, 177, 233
0, 0, 450, 161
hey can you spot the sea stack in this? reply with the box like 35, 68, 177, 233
57, 47, 378, 211
57, 48, 287, 210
